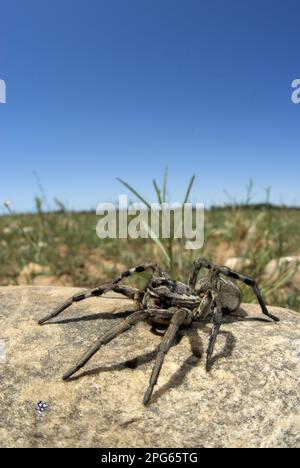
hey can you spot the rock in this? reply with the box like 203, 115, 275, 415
19, 262, 50, 278
0, 286, 300, 448
28, 275, 67, 287
246, 212, 267, 240
224, 257, 252, 271
18, 263, 50, 285
263, 256, 300, 281
22, 226, 34, 234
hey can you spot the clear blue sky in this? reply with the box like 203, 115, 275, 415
0, 0, 299, 213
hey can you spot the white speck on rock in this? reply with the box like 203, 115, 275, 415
0, 340, 6, 363
291, 339, 300, 364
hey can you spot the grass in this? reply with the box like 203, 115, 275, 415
1, 194, 300, 312
117, 168, 196, 276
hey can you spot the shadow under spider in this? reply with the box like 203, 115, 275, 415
49, 305, 272, 326
65, 322, 236, 402
58, 306, 272, 402
149, 310, 272, 402
48, 309, 134, 325
222, 307, 273, 324
67, 348, 159, 381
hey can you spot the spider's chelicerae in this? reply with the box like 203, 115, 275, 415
38, 259, 279, 405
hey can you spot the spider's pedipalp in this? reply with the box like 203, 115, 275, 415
194, 292, 212, 321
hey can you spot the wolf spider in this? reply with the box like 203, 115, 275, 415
38, 259, 279, 405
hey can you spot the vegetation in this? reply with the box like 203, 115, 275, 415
1, 177, 299, 312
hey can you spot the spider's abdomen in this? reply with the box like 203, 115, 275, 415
218, 278, 242, 313
195, 276, 242, 313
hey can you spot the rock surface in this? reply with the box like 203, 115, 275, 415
224, 257, 252, 271
0, 286, 300, 448
263, 256, 300, 285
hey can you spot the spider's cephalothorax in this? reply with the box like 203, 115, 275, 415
38, 259, 279, 405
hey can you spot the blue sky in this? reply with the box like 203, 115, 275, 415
0, 0, 299, 213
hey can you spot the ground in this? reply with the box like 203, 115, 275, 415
1, 286, 300, 448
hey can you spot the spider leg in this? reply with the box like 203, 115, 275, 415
188, 258, 213, 288
143, 308, 188, 405
113, 263, 162, 284
189, 258, 279, 322
62, 309, 149, 380
38, 284, 143, 325
206, 290, 223, 371
213, 265, 279, 322
38, 263, 162, 325
195, 292, 212, 321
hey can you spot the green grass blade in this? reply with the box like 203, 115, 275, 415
153, 179, 163, 205
163, 166, 168, 203
183, 174, 196, 204
141, 220, 171, 266
117, 178, 151, 209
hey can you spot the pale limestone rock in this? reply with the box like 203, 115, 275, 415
22, 226, 34, 234
224, 257, 252, 271
263, 256, 300, 280
20, 262, 50, 277
0, 286, 300, 448
18, 263, 51, 285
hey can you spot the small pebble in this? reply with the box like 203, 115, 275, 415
36, 400, 49, 415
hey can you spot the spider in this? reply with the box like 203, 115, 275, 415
38, 258, 279, 405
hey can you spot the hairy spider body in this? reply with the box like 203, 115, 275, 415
38, 259, 279, 405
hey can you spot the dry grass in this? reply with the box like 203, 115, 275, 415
1, 200, 299, 311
